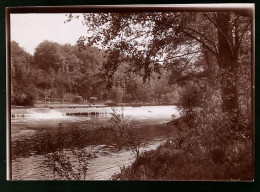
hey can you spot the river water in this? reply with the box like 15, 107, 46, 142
11, 105, 180, 180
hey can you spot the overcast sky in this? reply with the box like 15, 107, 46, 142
11, 14, 87, 55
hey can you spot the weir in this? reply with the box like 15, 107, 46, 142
11, 106, 179, 119
65, 112, 110, 116
11, 111, 111, 118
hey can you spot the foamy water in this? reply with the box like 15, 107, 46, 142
119, 106, 180, 119
12, 105, 180, 121
27, 109, 65, 119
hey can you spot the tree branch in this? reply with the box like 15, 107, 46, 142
185, 27, 218, 53
182, 31, 217, 55
203, 13, 234, 55
161, 50, 201, 62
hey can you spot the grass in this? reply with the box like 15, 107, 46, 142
113, 140, 253, 181
112, 118, 253, 181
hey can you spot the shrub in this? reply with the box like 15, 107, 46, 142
108, 108, 143, 158
44, 148, 97, 180
113, 80, 253, 180
113, 131, 253, 181
177, 84, 204, 126
104, 100, 117, 106
13, 90, 34, 106
73, 96, 83, 103
63, 92, 76, 102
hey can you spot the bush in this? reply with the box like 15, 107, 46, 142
63, 92, 76, 102
108, 108, 143, 158
44, 148, 97, 180
177, 84, 204, 126
113, 80, 253, 181
104, 100, 117, 106
13, 90, 34, 106
113, 130, 253, 181
73, 96, 83, 103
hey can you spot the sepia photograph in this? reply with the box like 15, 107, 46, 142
7, 4, 254, 181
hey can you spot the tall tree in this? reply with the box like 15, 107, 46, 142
183, 12, 251, 125
11, 41, 35, 106
69, 10, 252, 125
34, 40, 65, 72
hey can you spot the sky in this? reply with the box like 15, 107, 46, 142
11, 14, 87, 55
10, 12, 199, 64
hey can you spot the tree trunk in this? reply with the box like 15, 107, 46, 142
216, 12, 239, 126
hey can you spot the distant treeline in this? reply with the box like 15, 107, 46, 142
11, 41, 181, 106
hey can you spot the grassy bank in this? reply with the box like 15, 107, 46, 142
112, 118, 253, 181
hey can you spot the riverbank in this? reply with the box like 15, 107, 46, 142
112, 118, 253, 181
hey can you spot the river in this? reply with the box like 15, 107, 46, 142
10, 105, 180, 180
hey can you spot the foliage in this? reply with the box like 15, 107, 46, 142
12, 10, 252, 180
11, 40, 180, 105
108, 108, 143, 158
70, 11, 252, 123
12, 89, 34, 106
44, 148, 96, 180
178, 83, 203, 125
73, 95, 84, 103
113, 68, 252, 180
11, 41, 36, 106
112, 136, 252, 180
104, 100, 117, 106
41, 109, 144, 180
113, 76, 252, 180
34, 41, 65, 72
